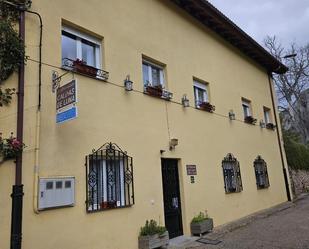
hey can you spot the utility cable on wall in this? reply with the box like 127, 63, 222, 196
23, 57, 269, 128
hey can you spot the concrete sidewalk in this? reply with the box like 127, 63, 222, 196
169, 194, 309, 249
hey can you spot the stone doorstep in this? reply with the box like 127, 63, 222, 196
166, 200, 298, 249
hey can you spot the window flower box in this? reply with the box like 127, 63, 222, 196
199, 102, 215, 113
138, 220, 169, 249
190, 212, 214, 236
266, 123, 276, 130
145, 85, 163, 97
244, 116, 257, 125
73, 59, 98, 77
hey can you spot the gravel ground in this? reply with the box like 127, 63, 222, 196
188, 195, 309, 249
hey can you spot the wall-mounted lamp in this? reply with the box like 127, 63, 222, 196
169, 138, 179, 150
124, 75, 133, 91
228, 110, 236, 120
260, 120, 266, 128
181, 94, 190, 107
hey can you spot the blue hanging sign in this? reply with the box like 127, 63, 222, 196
56, 106, 78, 124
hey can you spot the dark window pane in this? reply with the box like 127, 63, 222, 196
62, 31, 77, 61
65, 181, 71, 188
82, 39, 96, 67
46, 182, 53, 190
56, 181, 63, 189
143, 63, 149, 86
151, 66, 161, 86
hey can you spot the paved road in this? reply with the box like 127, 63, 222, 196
190, 196, 309, 249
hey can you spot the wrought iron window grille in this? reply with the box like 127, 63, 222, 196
222, 153, 243, 193
85, 142, 134, 212
62, 58, 109, 81
254, 156, 270, 189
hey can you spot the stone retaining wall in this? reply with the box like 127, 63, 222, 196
290, 169, 309, 197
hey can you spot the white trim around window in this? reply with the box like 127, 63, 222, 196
242, 99, 251, 117
142, 59, 165, 87
62, 25, 102, 69
193, 80, 209, 107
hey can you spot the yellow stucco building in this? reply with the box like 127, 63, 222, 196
0, 1, 292, 249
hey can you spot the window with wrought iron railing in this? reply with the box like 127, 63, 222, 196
254, 156, 270, 189
85, 143, 134, 212
222, 153, 243, 193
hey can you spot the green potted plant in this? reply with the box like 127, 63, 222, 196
190, 211, 213, 236
138, 220, 169, 249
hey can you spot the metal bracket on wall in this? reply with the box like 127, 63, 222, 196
52, 70, 72, 93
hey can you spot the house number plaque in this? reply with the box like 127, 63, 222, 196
186, 165, 197, 175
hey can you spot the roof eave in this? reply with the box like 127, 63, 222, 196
169, 0, 288, 74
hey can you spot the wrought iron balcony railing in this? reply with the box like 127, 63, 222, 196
62, 58, 109, 81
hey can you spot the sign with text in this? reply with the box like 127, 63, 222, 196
56, 80, 77, 111
56, 80, 78, 124
186, 165, 197, 175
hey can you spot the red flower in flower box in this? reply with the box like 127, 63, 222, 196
198, 102, 215, 113
73, 59, 98, 77
244, 116, 257, 125
145, 85, 163, 97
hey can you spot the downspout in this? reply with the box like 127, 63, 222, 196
268, 73, 292, 201
10, 10, 25, 249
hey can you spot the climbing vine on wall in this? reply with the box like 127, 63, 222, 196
0, 0, 31, 107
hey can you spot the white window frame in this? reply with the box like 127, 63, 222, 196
242, 99, 251, 117
142, 59, 165, 87
62, 26, 102, 69
264, 107, 271, 124
193, 80, 209, 107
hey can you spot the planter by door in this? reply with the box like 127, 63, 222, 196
191, 219, 214, 236
138, 231, 169, 249
161, 159, 183, 238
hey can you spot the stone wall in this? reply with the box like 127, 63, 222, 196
290, 169, 309, 197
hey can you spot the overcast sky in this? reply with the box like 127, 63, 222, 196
209, 0, 309, 48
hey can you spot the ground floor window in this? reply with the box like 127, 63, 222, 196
222, 153, 243, 193
254, 155, 270, 189
85, 143, 134, 212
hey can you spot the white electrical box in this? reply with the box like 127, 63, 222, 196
38, 177, 75, 210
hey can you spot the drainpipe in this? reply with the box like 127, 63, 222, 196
10, 10, 25, 249
268, 73, 292, 202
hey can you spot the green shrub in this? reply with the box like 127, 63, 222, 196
139, 220, 166, 236
191, 211, 210, 224
283, 131, 309, 170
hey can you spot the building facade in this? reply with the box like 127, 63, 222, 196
0, 1, 292, 249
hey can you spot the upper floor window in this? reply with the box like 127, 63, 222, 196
263, 107, 271, 123
85, 143, 134, 212
61, 26, 101, 68
242, 98, 251, 118
142, 59, 165, 88
254, 156, 270, 189
242, 98, 257, 124
193, 80, 208, 107
222, 153, 243, 193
